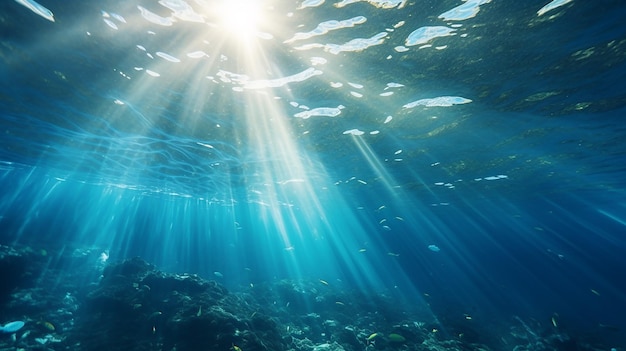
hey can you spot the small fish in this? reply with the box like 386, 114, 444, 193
197, 306, 202, 317
15, 0, 55, 22
42, 321, 55, 331
335, 301, 345, 306
319, 279, 329, 286
551, 314, 558, 328
387, 252, 400, 257
358, 248, 367, 253
366, 333, 378, 341
591, 289, 600, 296
232, 344, 242, 351
152, 325, 156, 334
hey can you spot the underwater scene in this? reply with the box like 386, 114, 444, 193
1, 0, 625, 350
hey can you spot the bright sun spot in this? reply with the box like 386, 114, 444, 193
217, 0, 263, 38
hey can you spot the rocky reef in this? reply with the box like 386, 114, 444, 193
0, 245, 620, 351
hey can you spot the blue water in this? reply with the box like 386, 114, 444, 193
1, 0, 626, 349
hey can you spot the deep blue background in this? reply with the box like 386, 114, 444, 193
1, 0, 625, 345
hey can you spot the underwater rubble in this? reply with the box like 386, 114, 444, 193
0, 244, 621, 351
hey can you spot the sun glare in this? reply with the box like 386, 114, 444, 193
217, 0, 263, 38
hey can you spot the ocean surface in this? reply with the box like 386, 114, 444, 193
1, 0, 625, 350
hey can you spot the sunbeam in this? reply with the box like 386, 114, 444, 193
2, 0, 626, 350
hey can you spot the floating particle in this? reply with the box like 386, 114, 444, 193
404, 96, 472, 108
16, 0, 54, 22
103, 18, 118, 30
156, 51, 181, 63
350, 91, 363, 98
187, 50, 207, 58
197, 142, 214, 149
311, 56, 327, 65
405, 26, 455, 46
538, 0, 573, 16
428, 245, 440, 252
296, 106, 343, 119
299, 0, 325, 9
138, 5, 173, 26
110, 12, 126, 23
343, 129, 364, 135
